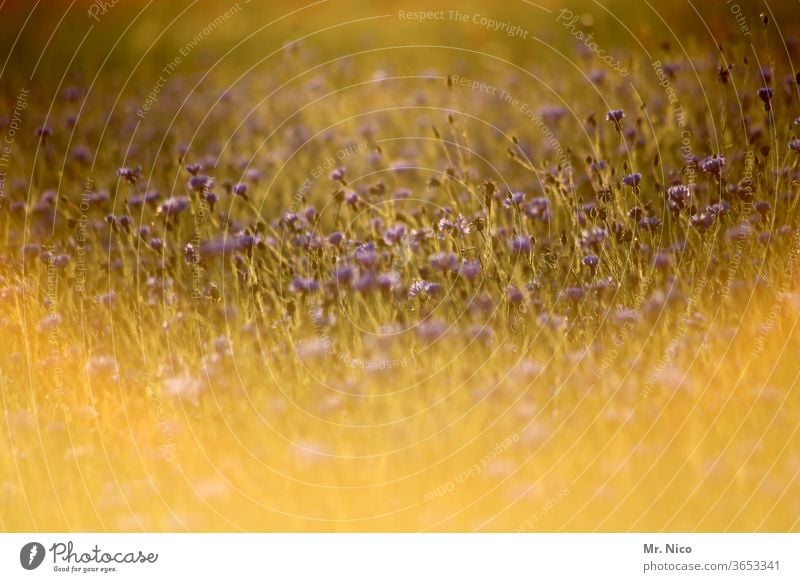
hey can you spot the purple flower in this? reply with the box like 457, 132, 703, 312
667, 184, 691, 202
503, 191, 526, 208
707, 200, 730, 217
509, 235, 532, 254
757, 87, 773, 111
328, 232, 344, 246
789, 138, 800, 153
622, 173, 640, 187
408, 280, 443, 299
578, 226, 608, 250
754, 200, 770, 216
507, 286, 524, 304
52, 254, 70, 268
354, 244, 379, 268
582, 254, 599, 269
429, 251, 459, 271
699, 155, 725, 176
232, 182, 248, 197
652, 253, 672, 270
159, 196, 190, 217
117, 166, 140, 184
71, 146, 91, 163
290, 277, 319, 293
332, 264, 354, 284
690, 213, 715, 231
352, 272, 378, 293
606, 109, 625, 128
377, 272, 399, 291
457, 260, 481, 281
330, 167, 346, 181
188, 175, 214, 192
199, 237, 240, 258
561, 286, 586, 302
639, 216, 661, 231
383, 223, 406, 245
416, 319, 447, 343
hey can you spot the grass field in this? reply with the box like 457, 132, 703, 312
1, 0, 800, 531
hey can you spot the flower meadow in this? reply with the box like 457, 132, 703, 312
1, 0, 800, 532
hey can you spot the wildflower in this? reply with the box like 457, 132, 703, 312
407, 279, 430, 299
652, 253, 672, 270
188, 175, 213, 192
328, 232, 344, 246
614, 309, 640, 325
232, 182, 248, 197
199, 238, 239, 258
149, 238, 163, 251
606, 109, 625, 129
352, 272, 378, 293
503, 191, 526, 208
332, 264, 354, 284
507, 286, 525, 304
159, 196, 190, 217
754, 200, 771, 218
383, 223, 406, 245
561, 286, 586, 303
581, 254, 599, 269
667, 184, 691, 212
509, 235, 532, 254
71, 145, 91, 163
707, 200, 730, 217
36, 126, 52, 140
330, 166, 346, 182
578, 226, 608, 250
289, 277, 319, 293
523, 197, 550, 221
345, 191, 359, 206
699, 155, 725, 176
757, 87, 773, 111
416, 319, 447, 343
622, 172, 641, 188
355, 244, 379, 268
377, 272, 400, 291
52, 254, 70, 268
429, 251, 459, 271
438, 214, 471, 235
183, 243, 198, 263
457, 260, 481, 281
690, 213, 715, 231
639, 216, 661, 231
186, 163, 202, 175
789, 138, 800, 153
116, 166, 140, 184
725, 223, 752, 241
